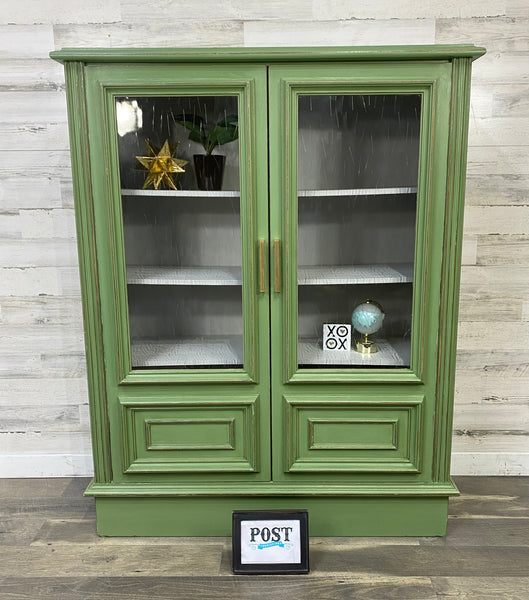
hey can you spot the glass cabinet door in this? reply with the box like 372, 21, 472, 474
115, 95, 244, 369
297, 93, 421, 369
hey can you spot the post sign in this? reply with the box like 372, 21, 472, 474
232, 510, 309, 574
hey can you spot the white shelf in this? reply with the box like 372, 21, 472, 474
122, 189, 239, 198
122, 187, 415, 198
299, 187, 417, 198
127, 264, 413, 286
127, 266, 242, 286
298, 264, 413, 285
298, 337, 410, 367
131, 336, 244, 368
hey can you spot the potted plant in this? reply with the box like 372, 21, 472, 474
174, 112, 238, 191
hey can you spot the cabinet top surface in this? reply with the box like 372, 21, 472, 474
50, 45, 486, 64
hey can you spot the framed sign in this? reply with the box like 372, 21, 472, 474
232, 510, 309, 574
323, 324, 351, 351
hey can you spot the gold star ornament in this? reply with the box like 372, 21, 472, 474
136, 139, 189, 190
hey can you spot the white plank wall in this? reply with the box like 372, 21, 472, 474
0, 1, 527, 477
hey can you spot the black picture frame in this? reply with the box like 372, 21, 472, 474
232, 510, 309, 574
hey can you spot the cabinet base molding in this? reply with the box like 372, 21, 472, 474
92, 494, 450, 537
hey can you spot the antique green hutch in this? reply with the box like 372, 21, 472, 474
51, 45, 485, 536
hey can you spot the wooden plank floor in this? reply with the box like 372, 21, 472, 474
1, 477, 528, 599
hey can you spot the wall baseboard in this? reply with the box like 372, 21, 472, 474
1, 452, 528, 477
0, 454, 94, 478
451, 452, 529, 476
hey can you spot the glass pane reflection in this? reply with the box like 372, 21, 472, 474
297, 94, 421, 369
116, 95, 243, 369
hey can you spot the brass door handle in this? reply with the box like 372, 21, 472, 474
274, 239, 281, 293
259, 239, 266, 293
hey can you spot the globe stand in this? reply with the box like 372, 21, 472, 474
355, 333, 378, 354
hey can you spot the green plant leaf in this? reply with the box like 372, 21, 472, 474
206, 115, 239, 152
174, 112, 238, 154
173, 114, 207, 146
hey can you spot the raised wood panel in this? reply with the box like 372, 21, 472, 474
244, 20, 435, 47
120, 397, 259, 473
52, 22, 244, 49
284, 396, 423, 473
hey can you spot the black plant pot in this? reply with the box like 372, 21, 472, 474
193, 154, 226, 191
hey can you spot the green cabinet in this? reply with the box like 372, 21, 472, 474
51, 45, 485, 536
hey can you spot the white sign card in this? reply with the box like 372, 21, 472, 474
232, 510, 309, 574
323, 323, 351, 351
240, 519, 301, 564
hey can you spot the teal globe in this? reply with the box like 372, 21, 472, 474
351, 301, 385, 335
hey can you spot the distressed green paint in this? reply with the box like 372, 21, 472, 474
267, 62, 452, 490
119, 396, 259, 473
283, 396, 423, 473
51, 45, 485, 64
268, 62, 451, 386
63, 62, 112, 483
82, 63, 271, 484
84, 64, 269, 386
53, 46, 483, 536
93, 496, 450, 536
85, 479, 459, 497
434, 57, 475, 482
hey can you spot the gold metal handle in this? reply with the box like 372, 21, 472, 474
259, 239, 266, 293
274, 239, 281, 293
